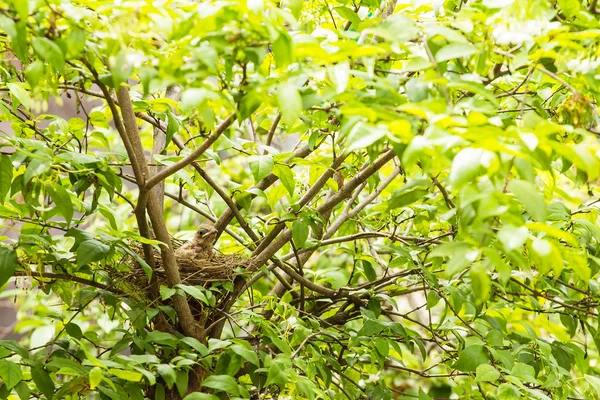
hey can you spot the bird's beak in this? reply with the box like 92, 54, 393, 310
201, 228, 218, 237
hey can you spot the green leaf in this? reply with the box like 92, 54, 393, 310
454, 345, 490, 372
388, 189, 428, 209
277, 83, 302, 126
248, 155, 274, 183
361, 260, 377, 281
49, 185, 74, 225
89, 367, 103, 390
10, 0, 28, 21
287, 0, 303, 19
0, 247, 18, 289
0, 155, 13, 204
8, 83, 31, 110
146, 331, 179, 348
266, 361, 289, 386
273, 165, 295, 196
231, 343, 259, 366
24, 157, 50, 183
0, 359, 22, 389
108, 368, 143, 382
65, 323, 83, 340
509, 180, 546, 222
497, 224, 528, 252
346, 122, 387, 152
32, 37, 65, 73
165, 112, 180, 150
586, 374, 600, 396
476, 364, 500, 382
333, 6, 361, 26
418, 388, 432, 400
292, 220, 309, 248
497, 383, 521, 400
202, 375, 240, 395
160, 285, 176, 300
558, 0, 581, 18
14, 381, 30, 400
435, 43, 477, 62
183, 394, 220, 400
470, 264, 490, 305
176, 284, 211, 305
510, 362, 536, 382
272, 32, 293, 69
76, 239, 110, 268
449, 148, 495, 187
31, 365, 55, 400
426, 290, 440, 309
156, 364, 176, 389
25, 61, 45, 88
180, 88, 208, 114
109, 50, 133, 87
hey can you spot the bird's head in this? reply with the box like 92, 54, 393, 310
194, 223, 218, 246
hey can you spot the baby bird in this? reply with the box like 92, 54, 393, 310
175, 223, 218, 260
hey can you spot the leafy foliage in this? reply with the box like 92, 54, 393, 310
0, 0, 599, 399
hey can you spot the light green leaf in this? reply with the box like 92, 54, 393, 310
183, 393, 220, 400
160, 285, 176, 300
454, 345, 490, 372
292, 220, 309, 248
470, 264, 490, 305
108, 368, 143, 382
418, 388, 432, 400
586, 374, 600, 396
497, 383, 521, 400
0, 359, 22, 389
449, 148, 496, 187
8, 83, 31, 110
476, 364, 500, 382
558, 0, 580, 18
248, 155, 274, 183
388, 189, 428, 209
509, 180, 546, 222
510, 362, 536, 382
32, 37, 65, 73
277, 83, 302, 126
333, 6, 361, 27
0, 155, 13, 204
89, 367, 103, 390
346, 122, 387, 152
272, 31, 293, 69
24, 157, 50, 183
273, 165, 295, 196
435, 43, 477, 62
497, 225, 529, 252
286, 0, 303, 19
175, 285, 210, 305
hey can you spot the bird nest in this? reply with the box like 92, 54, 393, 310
109, 240, 249, 300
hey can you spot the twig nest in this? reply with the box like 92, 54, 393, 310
110, 241, 249, 299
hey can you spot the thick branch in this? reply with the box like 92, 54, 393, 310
152, 86, 182, 209
143, 113, 236, 192
252, 153, 348, 256
115, 87, 201, 340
